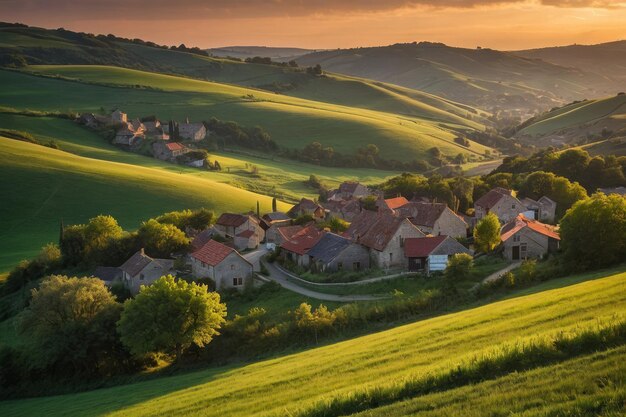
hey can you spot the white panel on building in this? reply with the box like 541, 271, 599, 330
429, 254, 449, 272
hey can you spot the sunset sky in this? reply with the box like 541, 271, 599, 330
0, 0, 624, 50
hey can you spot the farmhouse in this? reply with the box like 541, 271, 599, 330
396, 202, 468, 238
500, 214, 560, 261
92, 266, 122, 287
404, 235, 472, 274
322, 198, 362, 222
327, 181, 371, 201
234, 229, 261, 250
215, 213, 265, 242
262, 212, 293, 242
280, 225, 325, 267
190, 240, 253, 290
111, 109, 127, 123
307, 233, 370, 273
474, 187, 524, 223
344, 211, 425, 269
378, 196, 410, 212
520, 196, 557, 223
114, 122, 145, 147
272, 224, 304, 246
119, 249, 175, 295
178, 119, 207, 141
190, 227, 219, 250
143, 119, 170, 140
287, 198, 325, 220
152, 141, 188, 161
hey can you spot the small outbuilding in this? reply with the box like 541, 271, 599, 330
307, 233, 370, 273
404, 235, 472, 274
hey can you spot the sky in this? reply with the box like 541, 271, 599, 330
0, 0, 625, 50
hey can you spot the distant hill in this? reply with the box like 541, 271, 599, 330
514, 41, 626, 84
514, 94, 626, 147
297, 42, 623, 116
206, 46, 317, 61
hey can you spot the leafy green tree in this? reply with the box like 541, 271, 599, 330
519, 171, 587, 219
136, 219, 189, 258
293, 303, 336, 344
560, 193, 626, 269
18, 275, 125, 375
118, 276, 226, 359
474, 213, 501, 253
444, 253, 473, 282
83, 215, 124, 264
321, 217, 349, 233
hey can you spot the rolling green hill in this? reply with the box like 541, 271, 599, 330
0, 67, 495, 162
297, 42, 622, 115
515, 94, 626, 146
1, 266, 624, 417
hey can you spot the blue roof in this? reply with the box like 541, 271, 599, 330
307, 233, 352, 264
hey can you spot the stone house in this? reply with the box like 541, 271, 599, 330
92, 266, 122, 287
344, 211, 425, 269
111, 109, 127, 123
500, 214, 560, 261
395, 202, 468, 238
190, 240, 253, 290
272, 225, 304, 246
152, 141, 188, 161
280, 225, 325, 267
377, 196, 410, 212
306, 233, 370, 273
179, 119, 207, 141
520, 196, 557, 223
287, 198, 325, 220
190, 227, 219, 251
215, 213, 265, 241
261, 212, 292, 242
404, 235, 472, 274
322, 198, 362, 222
114, 122, 145, 147
143, 119, 170, 140
234, 229, 261, 250
119, 249, 175, 295
327, 182, 371, 201
474, 187, 524, 224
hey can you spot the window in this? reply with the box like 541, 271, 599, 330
201, 261, 207, 268
139, 273, 144, 281
521, 243, 528, 259
513, 235, 520, 242
399, 235, 404, 247
233, 277, 243, 286
353, 262, 361, 271
337, 262, 343, 270
231, 264, 235, 270
389, 253, 393, 263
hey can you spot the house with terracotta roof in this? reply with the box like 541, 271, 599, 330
190, 240, 253, 290
272, 224, 304, 246
111, 109, 127, 123
190, 227, 219, 251
307, 233, 370, 273
178, 119, 207, 141
377, 196, 410, 212
327, 181, 371, 201
280, 225, 325, 267
344, 211, 425, 269
404, 235, 472, 273
119, 249, 175, 295
395, 202, 468, 238
287, 198, 325, 220
322, 198, 362, 222
215, 213, 264, 245
152, 141, 188, 161
500, 214, 560, 261
474, 187, 524, 224
261, 212, 292, 242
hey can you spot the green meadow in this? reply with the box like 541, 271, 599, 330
0, 67, 494, 161
1, 267, 624, 417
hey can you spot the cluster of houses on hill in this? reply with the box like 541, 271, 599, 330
79, 109, 208, 165
93, 181, 563, 295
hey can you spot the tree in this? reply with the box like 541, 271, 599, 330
444, 253, 473, 282
474, 213, 501, 253
518, 171, 587, 219
136, 219, 189, 257
18, 276, 125, 375
293, 303, 336, 344
560, 193, 626, 269
272, 197, 277, 212
118, 276, 226, 359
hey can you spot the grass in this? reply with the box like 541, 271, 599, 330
0, 67, 495, 161
1, 266, 624, 417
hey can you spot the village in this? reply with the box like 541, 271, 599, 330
92, 178, 565, 296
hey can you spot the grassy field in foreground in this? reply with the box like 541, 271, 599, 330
0, 67, 495, 162
0, 137, 291, 273
1, 267, 624, 417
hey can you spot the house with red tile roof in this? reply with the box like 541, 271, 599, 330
280, 225, 325, 267
287, 198, 325, 221
152, 141, 188, 161
344, 211, 425, 269
119, 249, 175, 295
395, 202, 468, 238
327, 181, 372, 202
215, 213, 265, 244
190, 240, 253, 290
500, 214, 560, 261
377, 196, 410, 212
404, 235, 472, 273
474, 187, 524, 224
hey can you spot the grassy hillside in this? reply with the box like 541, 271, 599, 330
514, 40, 626, 83
297, 42, 622, 115
1, 267, 624, 417
206, 46, 315, 61
515, 94, 626, 145
0, 67, 494, 162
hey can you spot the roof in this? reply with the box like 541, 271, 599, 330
307, 233, 352, 264
475, 187, 514, 209
344, 211, 418, 251
404, 235, 448, 257
599, 187, 626, 196
396, 202, 450, 228
93, 266, 122, 282
191, 239, 240, 266
385, 197, 409, 210
276, 225, 304, 241
236, 229, 255, 238
166, 142, 185, 151
501, 214, 560, 242
119, 249, 154, 278
280, 225, 325, 255
216, 213, 249, 227
191, 227, 217, 250
338, 181, 366, 194
262, 212, 291, 222
287, 198, 323, 216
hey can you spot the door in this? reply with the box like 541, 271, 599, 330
512, 245, 520, 260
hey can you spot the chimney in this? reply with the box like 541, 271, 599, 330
140, 248, 145, 255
